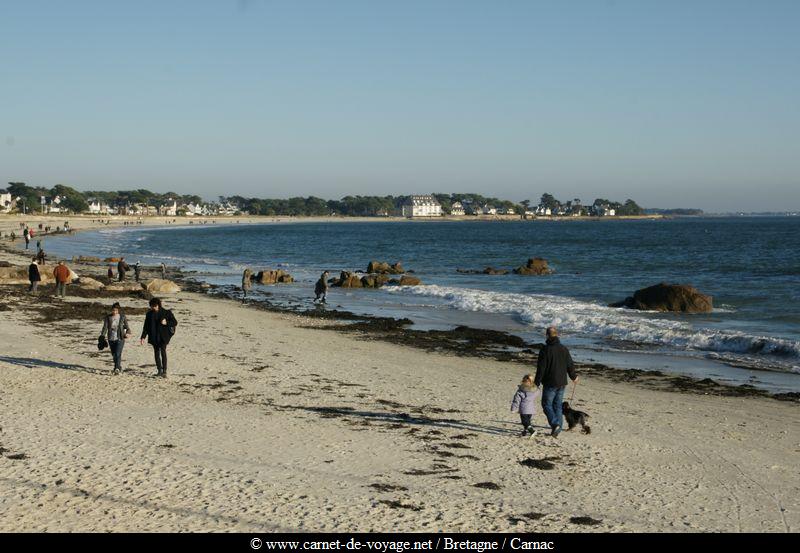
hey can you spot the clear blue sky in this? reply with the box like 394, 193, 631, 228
1, 0, 798, 211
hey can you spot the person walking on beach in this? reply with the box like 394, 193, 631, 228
140, 297, 178, 378
108, 264, 114, 279
117, 258, 130, 281
36, 239, 42, 253
510, 374, 539, 437
314, 271, 329, 303
160, 262, 167, 279
36, 248, 46, 265
100, 302, 132, 374
134, 261, 141, 282
534, 327, 578, 437
28, 257, 41, 293
23, 227, 30, 249
52, 260, 71, 298
241, 268, 252, 301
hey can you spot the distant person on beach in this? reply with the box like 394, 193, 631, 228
23, 227, 29, 249
117, 258, 130, 281
108, 265, 114, 279
36, 249, 46, 265
314, 271, 329, 303
160, 262, 167, 279
241, 268, 252, 301
53, 261, 71, 298
534, 327, 578, 437
36, 239, 42, 253
140, 297, 178, 378
510, 374, 539, 437
28, 258, 41, 293
10, 231, 16, 242
134, 262, 141, 282
100, 302, 132, 374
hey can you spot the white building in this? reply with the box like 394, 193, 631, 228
498, 207, 515, 215
402, 195, 442, 218
159, 199, 177, 216
535, 205, 552, 216
450, 201, 465, 216
482, 205, 497, 215
46, 195, 65, 213
0, 190, 13, 212
87, 199, 112, 214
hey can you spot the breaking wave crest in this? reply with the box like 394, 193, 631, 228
389, 285, 800, 365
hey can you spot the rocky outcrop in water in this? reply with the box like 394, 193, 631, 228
367, 261, 406, 274
334, 271, 363, 288
457, 267, 510, 275
610, 283, 713, 313
513, 258, 553, 275
255, 269, 294, 284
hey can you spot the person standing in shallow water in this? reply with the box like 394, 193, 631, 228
160, 262, 167, 280
140, 297, 178, 378
314, 271, 329, 303
100, 302, 131, 374
534, 327, 578, 437
241, 268, 252, 302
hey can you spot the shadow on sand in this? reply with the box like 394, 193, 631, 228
0, 355, 106, 376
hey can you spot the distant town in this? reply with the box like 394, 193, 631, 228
0, 181, 713, 218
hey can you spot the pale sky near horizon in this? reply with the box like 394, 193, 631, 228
1, 0, 798, 211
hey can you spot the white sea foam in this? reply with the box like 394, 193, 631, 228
388, 285, 800, 363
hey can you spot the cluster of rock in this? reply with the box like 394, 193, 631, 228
456, 257, 554, 276
331, 261, 421, 288
254, 269, 294, 284
0, 264, 181, 294
513, 257, 553, 275
610, 283, 713, 313
457, 267, 509, 275
366, 261, 406, 274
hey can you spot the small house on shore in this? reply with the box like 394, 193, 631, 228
450, 201, 465, 216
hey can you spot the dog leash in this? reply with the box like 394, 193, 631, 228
570, 379, 577, 402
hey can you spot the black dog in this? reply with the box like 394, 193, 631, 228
562, 402, 591, 434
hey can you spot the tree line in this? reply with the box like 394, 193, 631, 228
4, 182, 646, 216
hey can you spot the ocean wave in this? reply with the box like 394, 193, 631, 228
388, 285, 800, 362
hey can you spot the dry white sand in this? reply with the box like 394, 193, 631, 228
0, 235, 797, 532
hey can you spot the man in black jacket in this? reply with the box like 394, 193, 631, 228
534, 327, 578, 437
140, 297, 178, 378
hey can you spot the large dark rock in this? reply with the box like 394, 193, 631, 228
256, 269, 294, 284
334, 271, 363, 288
611, 283, 713, 313
367, 261, 405, 274
513, 257, 553, 275
361, 274, 392, 288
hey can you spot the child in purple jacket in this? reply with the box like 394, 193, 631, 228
511, 374, 539, 437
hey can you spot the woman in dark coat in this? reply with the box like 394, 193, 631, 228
28, 258, 41, 293
140, 297, 178, 378
100, 302, 132, 374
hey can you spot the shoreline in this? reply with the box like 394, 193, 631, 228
2, 232, 798, 405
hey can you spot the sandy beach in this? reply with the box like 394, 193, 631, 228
0, 225, 798, 533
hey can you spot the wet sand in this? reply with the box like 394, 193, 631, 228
0, 234, 798, 532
